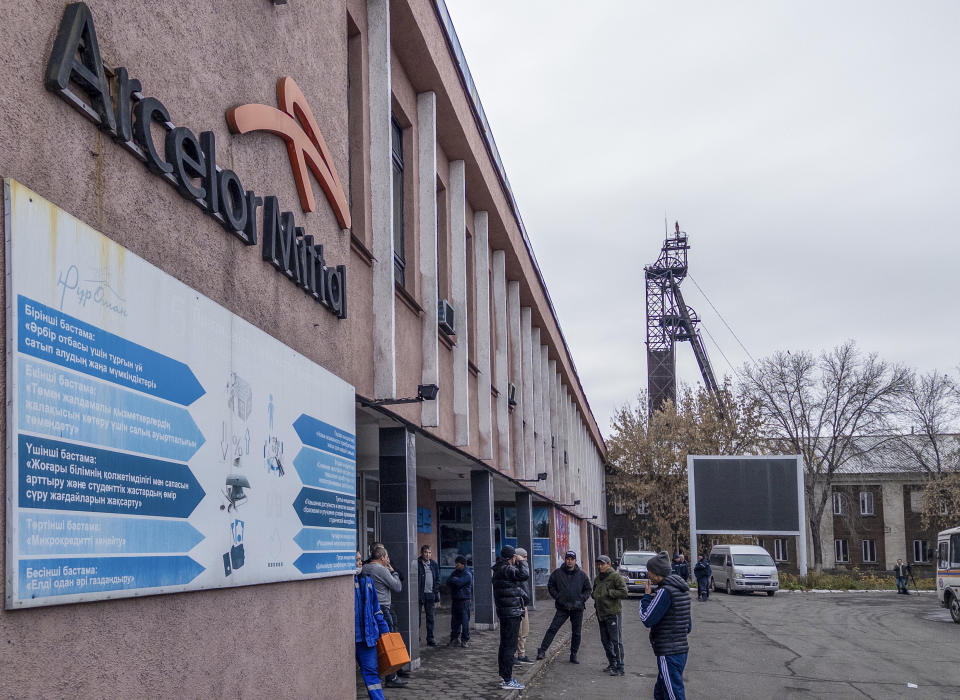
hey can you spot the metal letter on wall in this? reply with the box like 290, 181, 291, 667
4, 180, 357, 608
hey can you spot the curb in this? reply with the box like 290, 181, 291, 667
499, 610, 597, 699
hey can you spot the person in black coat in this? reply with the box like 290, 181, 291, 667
492, 545, 529, 690
672, 553, 690, 581
446, 555, 473, 647
693, 554, 712, 601
535, 550, 592, 664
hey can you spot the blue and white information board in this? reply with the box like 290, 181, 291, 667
4, 180, 357, 608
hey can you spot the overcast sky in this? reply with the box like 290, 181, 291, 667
445, 1, 960, 436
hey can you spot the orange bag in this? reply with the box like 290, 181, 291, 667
376, 632, 410, 676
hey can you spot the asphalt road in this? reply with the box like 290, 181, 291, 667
523, 590, 960, 700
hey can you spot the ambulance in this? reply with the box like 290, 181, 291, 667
936, 526, 960, 623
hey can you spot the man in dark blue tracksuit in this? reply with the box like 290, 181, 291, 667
446, 555, 473, 646
639, 551, 691, 700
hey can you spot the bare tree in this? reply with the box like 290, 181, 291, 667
894, 370, 960, 530
606, 382, 764, 553
741, 341, 910, 570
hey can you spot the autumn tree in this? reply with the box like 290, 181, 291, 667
606, 382, 764, 554
741, 341, 910, 570
893, 370, 960, 531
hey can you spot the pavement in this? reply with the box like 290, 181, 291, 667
524, 589, 960, 700
356, 601, 590, 700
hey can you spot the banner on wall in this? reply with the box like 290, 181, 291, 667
5, 180, 356, 608
554, 510, 570, 568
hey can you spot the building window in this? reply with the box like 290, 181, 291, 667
861, 539, 877, 563
835, 539, 849, 563
638, 537, 649, 551
833, 492, 844, 515
913, 540, 929, 563
612, 493, 625, 515
774, 538, 787, 562
859, 491, 875, 516
636, 499, 649, 515
614, 538, 624, 560
390, 117, 405, 287
910, 489, 925, 514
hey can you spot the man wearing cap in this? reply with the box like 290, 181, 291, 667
639, 551, 692, 700
592, 554, 629, 676
446, 555, 473, 647
513, 547, 534, 664
535, 550, 592, 663
492, 544, 529, 691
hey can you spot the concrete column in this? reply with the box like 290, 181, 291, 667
560, 389, 570, 505
367, 0, 395, 399
587, 523, 595, 578
507, 282, 523, 474
379, 427, 419, 663
882, 481, 906, 569
520, 308, 535, 481
540, 346, 551, 496
473, 211, 492, 459
516, 491, 536, 608
471, 470, 496, 627
417, 92, 439, 426
549, 363, 559, 502
492, 251, 510, 470
450, 160, 469, 445
814, 482, 835, 569
531, 328, 544, 486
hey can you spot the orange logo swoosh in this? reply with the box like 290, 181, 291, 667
227, 77, 351, 229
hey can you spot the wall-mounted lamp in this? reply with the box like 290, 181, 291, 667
517, 472, 547, 484
589, 515, 598, 520
507, 382, 518, 408
361, 384, 439, 407
559, 499, 581, 507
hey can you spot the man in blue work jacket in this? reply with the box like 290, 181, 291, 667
356, 551, 391, 699
639, 551, 692, 700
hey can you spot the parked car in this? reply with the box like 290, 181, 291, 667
709, 544, 779, 596
617, 551, 659, 594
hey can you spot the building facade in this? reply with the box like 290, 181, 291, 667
0, 1, 607, 696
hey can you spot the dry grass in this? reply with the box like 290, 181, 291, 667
779, 568, 936, 591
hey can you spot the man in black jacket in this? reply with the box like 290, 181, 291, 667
417, 545, 440, 646
535, 550, 592, 663
640, 551, 692, 700
894, 559, 912, 594
492, 545, 529, 691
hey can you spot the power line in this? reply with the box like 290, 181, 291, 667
698, 322, 739, 378
688, 273, 756, 363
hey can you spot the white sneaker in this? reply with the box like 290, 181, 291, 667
500, 678, 525, 690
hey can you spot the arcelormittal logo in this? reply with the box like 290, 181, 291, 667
227, 78, 351, 229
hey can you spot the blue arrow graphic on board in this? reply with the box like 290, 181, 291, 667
18, 358, 205, 462
293, 527, 357, 552
293, 552, 356, 575
18, 512, 204, 556
292, 487, 356, 528
293, 447, 354, 494
18, 295, 205, 406
19, 435, 205, 518
292, 414, 356, 460
18, 555, 204, 599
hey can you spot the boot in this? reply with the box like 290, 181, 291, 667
569, 653, 579, 664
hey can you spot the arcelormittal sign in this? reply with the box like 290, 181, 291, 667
44, 3, 349, 318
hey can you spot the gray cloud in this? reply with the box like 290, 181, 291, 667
445, 0, 960, 434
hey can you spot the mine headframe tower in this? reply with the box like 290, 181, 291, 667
644, 222, 724, 417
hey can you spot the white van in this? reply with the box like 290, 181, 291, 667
936, 526, 960, 623
708, 544, 779, 596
